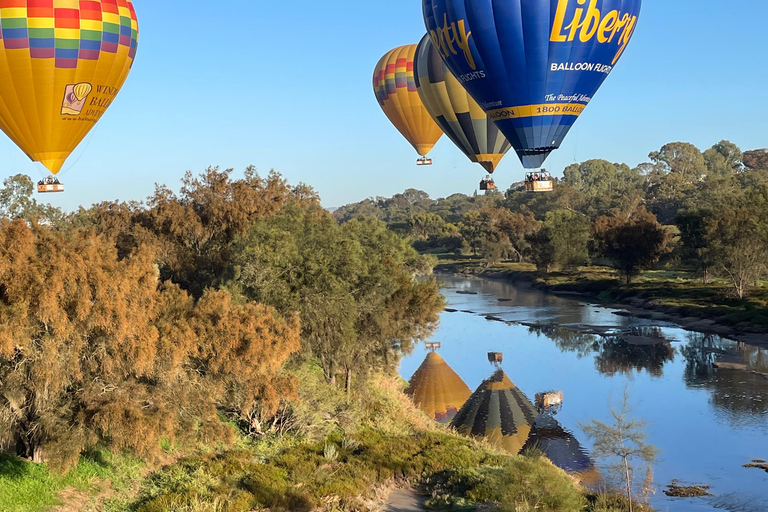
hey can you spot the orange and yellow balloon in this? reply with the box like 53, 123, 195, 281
0, 0, 139, 175
373, 45, 443, 162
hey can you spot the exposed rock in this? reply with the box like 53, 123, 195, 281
664, 483, 714, 498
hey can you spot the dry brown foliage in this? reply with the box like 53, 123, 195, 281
0, 220, 300, 470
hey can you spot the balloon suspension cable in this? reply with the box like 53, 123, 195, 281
58, 128, 98, 177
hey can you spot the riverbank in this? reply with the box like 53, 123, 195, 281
0, 364, 646, 512
435, 259, 768, 348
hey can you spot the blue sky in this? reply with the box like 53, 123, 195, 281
3, 0, 768, 210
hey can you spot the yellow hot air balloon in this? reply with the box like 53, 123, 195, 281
0, 0, 139, 185
373, 45, 443, 165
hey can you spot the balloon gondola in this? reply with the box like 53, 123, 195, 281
0, 1, 139, 190
417, 157, 434, 166
525, 171, 554, 193
479, 177, 497, 191
37, 177, 64, 194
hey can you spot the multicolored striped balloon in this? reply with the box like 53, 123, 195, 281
414, 34, 511, 174
373, 45, 443, 161
0, 0, 139, 174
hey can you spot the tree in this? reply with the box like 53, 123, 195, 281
593, 208, 670, 284
0, 220, 300, 468
526, 226, 555, 273
648, 142, 706, 182
743, 148, 768, 170
581, 389, 659, 511
707, 205, 768, 298
231, 201, 443, 390
676, 209, 715, 284
703, 140, 742, 177
74, 167, 293, 298
0, 174, 62, 224
544, 209, 590, 270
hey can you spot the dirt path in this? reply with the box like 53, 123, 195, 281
383, 488, 427, 512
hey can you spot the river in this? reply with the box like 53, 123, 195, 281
399, 275, 768, 512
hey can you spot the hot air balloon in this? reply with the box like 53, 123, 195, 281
414, 34, 511, 191
422, 0, 641, 169
405, 350, 472, 423
451, 369, 538, 454
0, 1, 139, 192
373, 45, 443, 165
522, 414, 601, 486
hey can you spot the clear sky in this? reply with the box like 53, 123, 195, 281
3, 0, 768, 211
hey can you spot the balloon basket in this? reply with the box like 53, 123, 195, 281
416, 157, 433, 166
524, 171, 553, 193
479, 176, 497, 191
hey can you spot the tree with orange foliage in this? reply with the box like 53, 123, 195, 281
0, 221, 299, 469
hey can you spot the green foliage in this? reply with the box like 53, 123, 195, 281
336, 140, 768, 301
581, 389, 659, 510
231, 200, 444, 388
706, 199, 768, 298
544, 209, 591, 270
0, 449, 142, 512
426, 458, 587, 512
593, 209, 670, 284
0, 174, 63, 225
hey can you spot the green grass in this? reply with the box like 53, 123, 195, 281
131, 429, 567, 512
0, 365, 657, 512
0, 450, 143, 512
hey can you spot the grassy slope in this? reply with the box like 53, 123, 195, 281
0, 364, 649, 512
0, 450, 143, 512
437, 257, 768, 331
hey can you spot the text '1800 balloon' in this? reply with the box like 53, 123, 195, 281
423, 0, 641, 168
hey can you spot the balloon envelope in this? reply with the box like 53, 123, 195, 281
405, 351, 472, 423
451, 369, 538, 454
414, 34, 511, 174
423, 0, 641, 168
373, 45, 443, 158
0, 1, 139, 174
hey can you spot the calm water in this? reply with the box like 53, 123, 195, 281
400, 276, 768, 512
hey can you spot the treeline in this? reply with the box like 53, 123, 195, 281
335, 142, 768, 297
0, 168, 442, 469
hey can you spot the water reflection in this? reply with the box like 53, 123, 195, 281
682, 333, 768, 422
523, 414, 600, 486
401, 276, 768, 512
530, 324, 677, 377
450, 369, 537, 455
405, 352, 472, 423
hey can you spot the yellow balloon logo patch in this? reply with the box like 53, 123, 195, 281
61, 83, 94, 116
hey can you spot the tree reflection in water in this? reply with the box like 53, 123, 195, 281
529, 325, 676, 377
682, 333, 768, 422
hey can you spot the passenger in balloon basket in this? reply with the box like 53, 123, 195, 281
38, 176, 61, 186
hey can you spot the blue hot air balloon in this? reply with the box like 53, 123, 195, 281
422, 0, 641, 168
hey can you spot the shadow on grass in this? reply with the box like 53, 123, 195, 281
0, 452, 31, 481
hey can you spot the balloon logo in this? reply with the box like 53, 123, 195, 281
423, 0, 641, 168
414, 34, 511, 174
62, 83, 94, 117
0, 1, 139, 175
373, 45, 444, 163
73, 83, 94, 102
